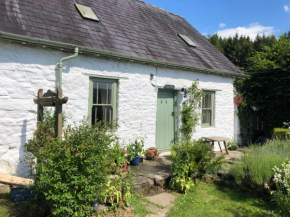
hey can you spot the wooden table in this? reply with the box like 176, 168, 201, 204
203, 137, 230, 155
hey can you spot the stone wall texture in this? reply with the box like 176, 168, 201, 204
0, 42, 235, 176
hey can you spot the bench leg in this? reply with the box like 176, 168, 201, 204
212, 141, 215, 152
224, 141, 229, 155
218, 142, 223, 152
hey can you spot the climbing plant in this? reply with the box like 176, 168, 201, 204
180, 81, 204, 141
169, 81, 224, 194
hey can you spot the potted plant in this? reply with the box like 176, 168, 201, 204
108, 143, 128, 173
127, 139, 144, 165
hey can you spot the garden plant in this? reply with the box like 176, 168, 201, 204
268, 161, 290, 216
170, 81, 224, 194
25, 111, 134, 216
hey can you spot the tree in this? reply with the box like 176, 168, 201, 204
237, 36, 290, 137
208, 34, 254, 70
208, 32, 290, 144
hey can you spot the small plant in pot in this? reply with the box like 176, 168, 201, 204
127, 139, 144, 165
108, 143, 128, 173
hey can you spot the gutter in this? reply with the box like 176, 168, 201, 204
57, 47, 79, 88
0, 31, 247, 78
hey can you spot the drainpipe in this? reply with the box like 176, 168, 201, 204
57, 47, 79, 88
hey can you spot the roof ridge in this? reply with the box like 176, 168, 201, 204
131, 0, 185, 19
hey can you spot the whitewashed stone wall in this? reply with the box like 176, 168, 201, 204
0, 42, 235, 176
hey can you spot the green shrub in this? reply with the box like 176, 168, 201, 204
229, 140, 290, 188
26, 119, 119, 217
170, 140, 224, 193
273, 128, 290, 140
107, 143, 127, 174
227, 140, 238, 150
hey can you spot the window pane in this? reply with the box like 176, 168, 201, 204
202, 110, 211, 124
93, 83, 98, 104
91, 105, 112, 124
108, 83, 112, 104
203, 94, 211, 108
98, 82, 108, 104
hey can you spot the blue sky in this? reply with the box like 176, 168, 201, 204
143, 0, 290, 39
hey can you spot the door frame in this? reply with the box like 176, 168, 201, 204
155, 88, 179, 150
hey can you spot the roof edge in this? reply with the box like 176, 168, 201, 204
0, 31, 247, 78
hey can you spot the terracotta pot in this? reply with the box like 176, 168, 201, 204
122, 161, 128, 172
145, 147, 159, 160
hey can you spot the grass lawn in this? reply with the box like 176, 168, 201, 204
167, 181, 277, 217
0, 182, 278, 217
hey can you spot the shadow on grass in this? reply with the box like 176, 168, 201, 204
0, 191, 50, 217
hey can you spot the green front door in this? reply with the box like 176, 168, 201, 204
156, 90, 175, 150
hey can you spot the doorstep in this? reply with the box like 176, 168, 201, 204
130, 155, 172, 196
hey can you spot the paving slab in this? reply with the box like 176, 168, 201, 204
131, 156, 172, 195
131, 156, 171, 179
146, 192, 176, 217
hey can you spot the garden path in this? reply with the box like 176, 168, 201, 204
146, 192, 176, 217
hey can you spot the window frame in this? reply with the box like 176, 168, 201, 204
201, 90, 215, 128
88, 77, 117, 125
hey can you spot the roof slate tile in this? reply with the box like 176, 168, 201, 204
0, 0, 242, 75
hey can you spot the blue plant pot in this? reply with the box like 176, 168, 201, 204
130, 157, 140, 165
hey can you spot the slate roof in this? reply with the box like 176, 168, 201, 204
0, 0, 243, 75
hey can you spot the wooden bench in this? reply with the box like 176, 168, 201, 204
203, 137, 230, 155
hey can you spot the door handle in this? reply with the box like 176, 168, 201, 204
171, 112, 174, 116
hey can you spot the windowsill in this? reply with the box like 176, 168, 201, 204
201, 125, 215, 128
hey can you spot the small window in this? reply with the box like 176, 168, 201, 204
201, 91, 215, 127
178, 34, 196, 47
75, 3, 99, 21
89, 78, 117, 124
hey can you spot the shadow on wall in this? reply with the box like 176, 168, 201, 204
15, 119, 30, 178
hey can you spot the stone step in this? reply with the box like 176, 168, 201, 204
131, 156, 172, 196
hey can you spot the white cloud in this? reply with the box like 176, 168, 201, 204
219, 23, 226, 28
216, 23, 275, 40
284, 5, 289, 12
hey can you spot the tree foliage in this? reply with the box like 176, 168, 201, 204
239, 36, 290, 137
208, 33, 276, 70
208, 32, 290, 142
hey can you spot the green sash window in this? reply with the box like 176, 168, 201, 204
201, 91, 215, 127
89, 78, 117, 125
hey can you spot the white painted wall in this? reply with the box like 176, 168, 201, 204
0, 42, 235, 176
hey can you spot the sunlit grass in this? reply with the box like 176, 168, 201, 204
167, 181, 277, 217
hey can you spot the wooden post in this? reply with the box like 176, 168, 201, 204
37, 89, 43, 122
55, 88, 63, 140
34, 88, 68, 140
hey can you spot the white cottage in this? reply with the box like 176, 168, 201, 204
0, 0, 245, 176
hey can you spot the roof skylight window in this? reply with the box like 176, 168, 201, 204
75, 3, 99, 21
178, 34, 196, 47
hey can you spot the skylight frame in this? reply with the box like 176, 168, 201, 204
178, 34, 196, 47
75, 3, 99, 22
